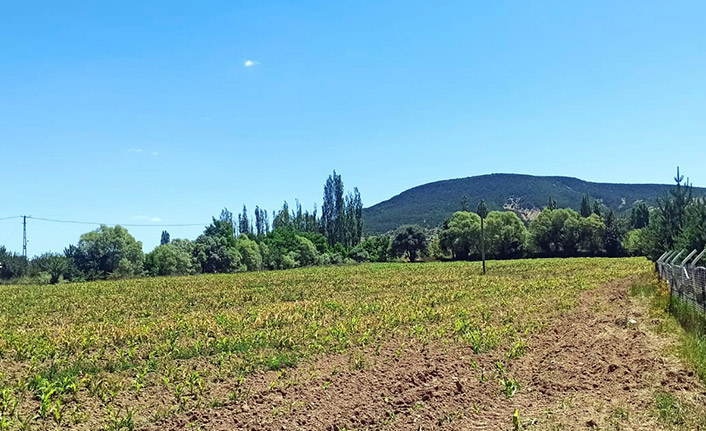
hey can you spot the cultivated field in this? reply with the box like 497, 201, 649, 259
0, 258, 703, 430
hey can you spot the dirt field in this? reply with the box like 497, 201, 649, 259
149, 276, 706, 430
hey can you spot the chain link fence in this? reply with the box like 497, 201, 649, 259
656, 249, 706, 310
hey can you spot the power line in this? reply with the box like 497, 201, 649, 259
0, 216, 22, 221
1, 215, 208, 256
1, 223, 21, 245
26, 216, 205, 227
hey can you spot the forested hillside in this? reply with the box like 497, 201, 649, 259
363, 173, 706, 233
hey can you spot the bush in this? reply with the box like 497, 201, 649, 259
353, 236, 391, 262
349, 247, 370, 263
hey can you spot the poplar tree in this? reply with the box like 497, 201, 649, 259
238, 205, 251, 235
580, 195, 592, 217
547, 196, 557, 210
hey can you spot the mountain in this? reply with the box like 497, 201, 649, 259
362, 173, 706, 234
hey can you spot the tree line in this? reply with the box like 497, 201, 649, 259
0, 171, 365, 283
1, 168, 704, 284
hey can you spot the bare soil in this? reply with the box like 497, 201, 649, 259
148, 277, 706, 430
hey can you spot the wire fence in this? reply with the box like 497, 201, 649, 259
656, 249, 706, 310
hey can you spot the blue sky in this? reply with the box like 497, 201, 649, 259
1, 0, 705, 255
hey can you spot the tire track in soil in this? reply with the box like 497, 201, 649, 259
147, 277, 706, 430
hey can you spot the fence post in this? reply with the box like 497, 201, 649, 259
694, 249, 706, 312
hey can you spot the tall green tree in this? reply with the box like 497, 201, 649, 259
238, 205, 251, 235
353, 188, 363, 246
391, 225, 428, 262
321, 171, 360, 247
145, 243, 195, 276
547, 196, 557, 210
485, 211, 527, 259
67, 225, 144, 279
204, 208, 237, 247
439, 212, 481, 260
477, 200, 488, 274
273, 202, 292, 230
603, 211, 626, 257
322, 172, 336, 242
575, 214, 606, 256
649, 167, 693, 254
461, 195, 470, 211
630, 202, 650, 229
677, 198, 706, 252
580, 194, 592, 217
254, 206, 266, 237
160, 230, 170, 245
529, 208, 582, 257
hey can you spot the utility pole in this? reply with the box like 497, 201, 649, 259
477, 200, 488, 275
22, 215, 27, 259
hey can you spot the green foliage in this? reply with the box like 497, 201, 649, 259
649, 168, 693, 254
272, 202, 292, 230
622, 228, 651, 257
654, 392, 686, 425
350, 236, 391, 262
529, 210, 611, 257
296, 231, 329, 254
575, 214, 606, 256
439, 212, 481, 260
294, 235, 319, 267
580, 194, 593, 217
546, 196, 557, 210
676, 198, 706, 252
390, 225, 428, 262
66, 225, 144, 280
484, 211, 527, 259
204, 210, 236, 248
261, 227, 323, 269
145, 243, 196, 276
236, 236, 262, 271
603, 211, 627, 257
0, 246, 28, 280
238, 205, 251, 235
160, 230, 170, 245
193, 235, 242, 274
529, 208, 581, 257
641, 168, 706, 258
322, 171, 364, 247
30, 253, 69, 284
631, 202, 650, 229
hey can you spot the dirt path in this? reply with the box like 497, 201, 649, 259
149, 277, 706, 430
